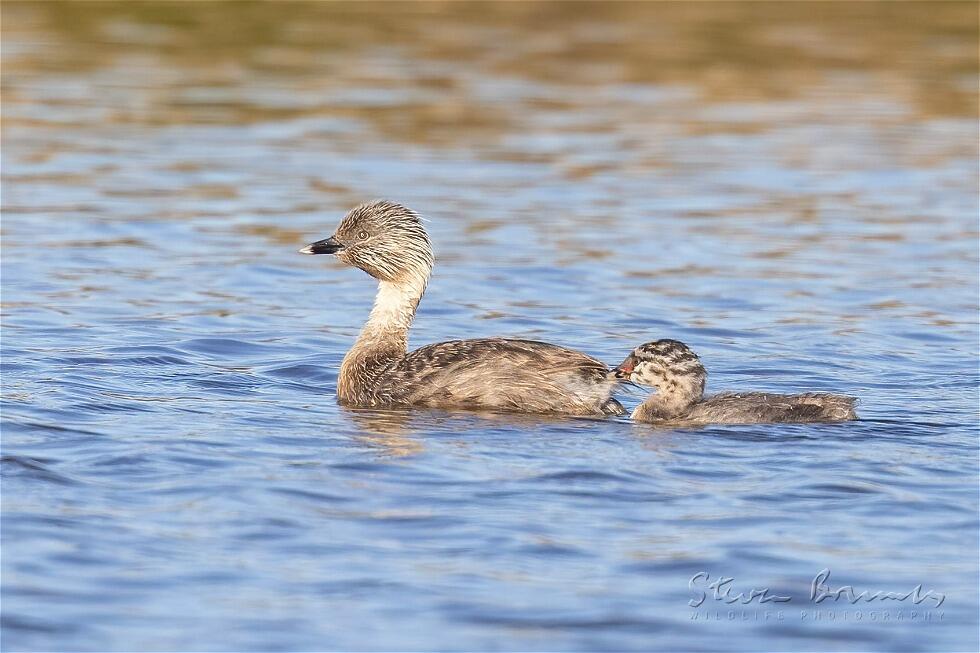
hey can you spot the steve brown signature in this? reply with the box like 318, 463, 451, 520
689, 569, 945, 608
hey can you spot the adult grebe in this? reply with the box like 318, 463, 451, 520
615, 339, 857, 425
300, 200, 625, 415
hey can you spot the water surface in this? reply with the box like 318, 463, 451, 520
2, 3, 978, 651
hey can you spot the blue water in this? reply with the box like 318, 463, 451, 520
2, 4, 978, 651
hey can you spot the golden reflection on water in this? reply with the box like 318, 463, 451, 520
3, 1, 975, 137
345, 408, 424, 457
345, 406, 628, 457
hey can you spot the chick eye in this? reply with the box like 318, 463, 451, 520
357, 230, 368, 240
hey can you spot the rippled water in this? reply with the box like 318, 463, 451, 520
2, 3, 978, 651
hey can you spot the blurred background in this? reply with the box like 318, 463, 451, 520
2, 2, 978, 652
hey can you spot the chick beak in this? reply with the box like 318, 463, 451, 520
299, 236, 344, 255
614, 359, 634, 379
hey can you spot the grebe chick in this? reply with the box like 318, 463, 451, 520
300, 200, 624, 416
614, 340, 857, 425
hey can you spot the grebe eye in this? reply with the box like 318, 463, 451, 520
357, 230, 368, 240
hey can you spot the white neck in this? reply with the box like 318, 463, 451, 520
356, 272, 429, 353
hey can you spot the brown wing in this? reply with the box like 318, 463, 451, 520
383, 338, 617, 414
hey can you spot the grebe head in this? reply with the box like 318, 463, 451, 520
614, 339, 707, 397
300, 200, 434, 282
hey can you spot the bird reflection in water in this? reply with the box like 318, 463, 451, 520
344, 408, 423, 457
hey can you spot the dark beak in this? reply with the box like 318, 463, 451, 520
614, 366, 628, 379
299, 236, 344, 255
